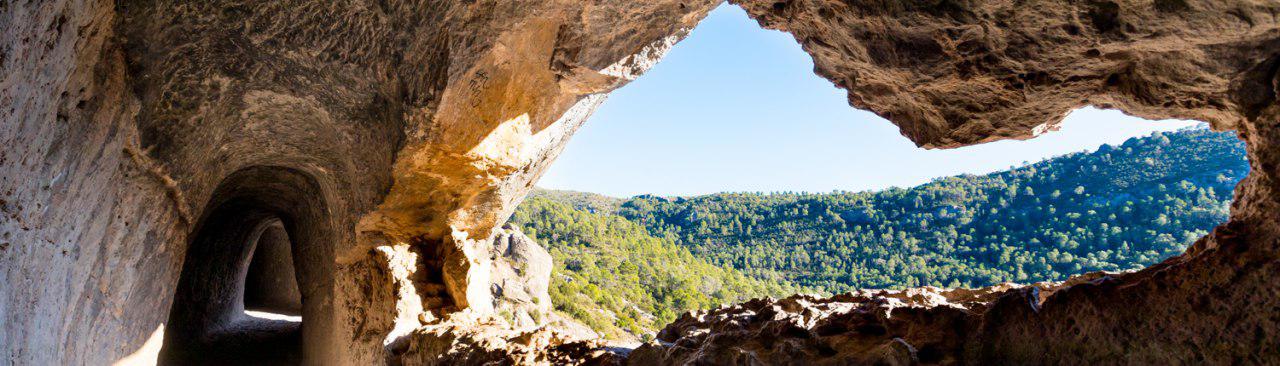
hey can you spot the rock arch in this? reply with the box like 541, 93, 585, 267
159, 166, 336, 365
1, 0, 1278, 364
244, 222, 303, 316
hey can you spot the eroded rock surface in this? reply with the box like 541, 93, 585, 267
2, 0, 718, 364
629, 290, 990, 365
488, 225, 555, 329
3, 0, 1280, 365
732, 0, 1280, 148
389, 311, 620, 366
628, 278, 1105, 365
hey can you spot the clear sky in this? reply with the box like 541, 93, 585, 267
537, 4, 1203, 198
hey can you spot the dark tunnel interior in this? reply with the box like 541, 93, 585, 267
159, 166, 335, 365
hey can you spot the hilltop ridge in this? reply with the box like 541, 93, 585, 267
518, 127, 1247, 338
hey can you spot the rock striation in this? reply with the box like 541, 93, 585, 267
2, 0, 1279, 365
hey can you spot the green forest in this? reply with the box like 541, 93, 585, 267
510, 128, 1248, 339
511, 193, 797, 340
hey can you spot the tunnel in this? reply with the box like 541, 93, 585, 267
159, 166, 336, 365
244, 222, 303, 316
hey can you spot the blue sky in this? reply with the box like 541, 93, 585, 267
537, 4, 1202, 197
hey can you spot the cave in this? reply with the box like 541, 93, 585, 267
3, 0, 1280, 365
158, 167, 333, 365
244, 222, 303, 316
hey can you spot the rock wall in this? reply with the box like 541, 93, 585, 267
2, 0, 1278, 365
2, 0, 718, 364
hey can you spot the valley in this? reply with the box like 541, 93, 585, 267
515, 128, 1248, 339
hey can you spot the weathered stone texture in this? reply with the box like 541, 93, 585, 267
2, 0, 1279, 364
3, 0, 717, 364
733, 0, 1280, 148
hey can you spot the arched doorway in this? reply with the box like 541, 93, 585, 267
159, 166, 335, 365
243, 221, 303, 316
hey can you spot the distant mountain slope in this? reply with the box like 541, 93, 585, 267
515, 127, 1247, 338
510, 196, 799, 341
526, 189, 624, 215
616, 128, 1247, 291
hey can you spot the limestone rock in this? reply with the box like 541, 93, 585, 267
630, 290, 955, 365
388, 311, 622, 366
489, 225, 556, 329
627, 282, 1077, 365
2, 0, 719, 364
3, 0, 1280, 364
731, 0, 1279, 148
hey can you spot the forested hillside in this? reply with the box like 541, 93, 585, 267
619, 128, 1247, 291
510, 194, 799, 341
513, 127, 1247, 339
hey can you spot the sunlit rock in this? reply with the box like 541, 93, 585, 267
2, 0, 1278, 364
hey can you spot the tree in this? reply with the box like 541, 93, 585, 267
519, 127, 1246, 337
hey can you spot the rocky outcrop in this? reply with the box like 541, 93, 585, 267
378, 226, 625, 365
629, 290, 985, 365
488, 225, 556, 329
2, 0, 1279, 365
627, 278, 1100, 365
388, 311, 620, 366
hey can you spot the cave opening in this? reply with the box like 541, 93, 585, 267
159, 166, 335, 365
243, 221, 303, 318
520, 2, 1253, 343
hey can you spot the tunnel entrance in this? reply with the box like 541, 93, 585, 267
244, 221, 303, 317
159, 166, 335, 365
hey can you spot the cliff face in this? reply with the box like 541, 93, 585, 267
2, 1, 717, 364
2, 0, 1278, 365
